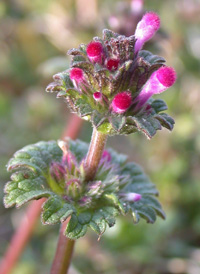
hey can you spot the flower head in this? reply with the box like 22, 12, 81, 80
47, 13, 176, 138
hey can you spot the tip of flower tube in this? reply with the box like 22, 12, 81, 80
156, 66, 176, 87
112, 92, 132, 114
143, 12, 160, 31
106, 58, 119, 71
70, 68, 84, 82
86, 41, 103, 59
93, 92, 102, 101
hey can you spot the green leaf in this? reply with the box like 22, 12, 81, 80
42, 196, 75, 225
109, 115, 126, 132
4, 141, 64, 208
139, 50, 166, 65
129, 115, 162, 139
150, 99, 168, 113
75, 98, 93, 117
92, 111, 107, 128
154, 113, 175, 130
120, 162, 165, 224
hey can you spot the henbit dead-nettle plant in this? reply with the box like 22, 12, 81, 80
3, 12, 176, 274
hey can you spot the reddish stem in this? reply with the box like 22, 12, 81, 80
0, 114, 83, 274
50, 219, 75, 274
0, 199, 45, 274
51, 127, 107, 274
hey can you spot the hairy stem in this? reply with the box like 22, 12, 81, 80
0, 114, 83, 274
84, 127, 107, 181
51, 127, 107, 274
50, 219, 75, 274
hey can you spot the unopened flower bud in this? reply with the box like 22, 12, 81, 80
50, 162, 65, 184
106, 58, 119, 71
112, 91, 132, 114
134, 66, 176, 110
86, 41, 104, 63
93, 92, 102, 101
102, 150, 112, 161
121, 192, 142, 202
70, 68, 84, 83
134, 12, 160, 53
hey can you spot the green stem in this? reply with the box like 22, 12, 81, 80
51, 127, 107, 274
84, 127, 108, 181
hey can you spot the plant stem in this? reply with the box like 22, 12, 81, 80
0, 114, 83, 274
50, 219, 75, 274
51, 127, 107, 274
0, 199, 45, 274
84, 127, 107, 181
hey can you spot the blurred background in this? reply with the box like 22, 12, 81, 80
0, 0, 200, 273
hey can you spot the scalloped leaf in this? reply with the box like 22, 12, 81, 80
139, 50, 166, 65
154, 113, 175, 131
150, 99, 168, 113
4, 139, 165, 239
129, 115, 162, 139
120, 162, 165, 224
42, 195, 75, 225
65, 206, 119, 239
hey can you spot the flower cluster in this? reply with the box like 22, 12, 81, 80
47, 12, 176, 138
49, 140, 136, 209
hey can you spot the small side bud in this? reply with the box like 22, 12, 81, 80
106, 58, 119, 71
134, 12, 160, 53
86, 41, 104, 63
93, 92, 102, 101
134, 66, 176, 110
70, 68, 84, 83
121, 192, 142, 202
102, 150, 112, 162
111, 91, 132, 114
50, 162, 65, 184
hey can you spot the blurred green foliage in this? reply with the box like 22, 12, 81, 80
0, 0, 200, 273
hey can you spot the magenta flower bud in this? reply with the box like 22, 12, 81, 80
134, 12, 160, 53
106, 58, 119, 71
112, 91, 132, 114
102, 150, 112, 161
86, 41, 104, 63
93, 92, 102, 101
70, 68, 84, 83
134, 66, 176, 110
121, 192, 142, 202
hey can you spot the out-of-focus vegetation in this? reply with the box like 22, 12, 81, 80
0, 0, 200, 273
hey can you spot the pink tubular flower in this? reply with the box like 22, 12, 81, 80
70, 68, 84, 83
106, 58, 119, 71
134, 66, 176, 110
86, 41, 104, 63
134, 12, 160, 53
121, 192, 142, 202
112, 91, 132, 114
